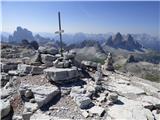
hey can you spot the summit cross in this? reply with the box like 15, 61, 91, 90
55, 11, 64, 57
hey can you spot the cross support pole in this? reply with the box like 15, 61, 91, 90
55, 12, 64, 57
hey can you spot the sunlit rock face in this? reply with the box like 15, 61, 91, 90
106, 32, 142, 51
9, 27, 35, 43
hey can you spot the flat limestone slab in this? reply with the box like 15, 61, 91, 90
107, 96, 155, 120
31, 85, 60, 107
44, 67, 79, 83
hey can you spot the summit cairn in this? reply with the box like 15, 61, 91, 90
44, 51, 80, 84
103, 52, 114, 71
94, 63, 103, 85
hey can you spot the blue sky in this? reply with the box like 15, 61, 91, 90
1, 1, 160, 36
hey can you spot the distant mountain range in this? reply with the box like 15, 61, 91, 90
106, 32, 142, 51
1, 26, 160, 52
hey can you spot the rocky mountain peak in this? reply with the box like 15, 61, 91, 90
9, 27, 35, 43
106, 32, 142, 51
113, 32, 123, 42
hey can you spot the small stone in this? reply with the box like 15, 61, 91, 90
13, 115, 23, 120
75, 95, 92, 109
81, 110, 89, 118
24, 102, 38, 113
97, 93, 106, 103
49, 106, 59, 110
89, 106, 105, 117
107, 93, 118, 103
25, 89, 33, 98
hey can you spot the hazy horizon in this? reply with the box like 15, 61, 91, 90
2, 1, 160, 37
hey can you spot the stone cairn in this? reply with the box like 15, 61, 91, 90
53, 51, 76, 68
94, 63, 103, 85
103, 52, 114, 71
44, 50, 80, 84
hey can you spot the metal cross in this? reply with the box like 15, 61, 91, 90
55, 11, 64, 57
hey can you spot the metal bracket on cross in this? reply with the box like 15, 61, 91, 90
55, 30, 64, 34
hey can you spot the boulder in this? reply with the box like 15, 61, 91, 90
25, 89, 33, 98
81, 61, 97, 69
70, 86, 86, 98
17, 64, 32, 74
8, 70, 19, 76
89, 106, 105, 117
31, 85, 60, 107
38, 46, 58, 55
22, 111, 32, 120
1, 62, 18, 72
17, 64, 43, 75
81, 110, 89, 118
107, 96, 155, 120
0, 88, 10, 99
1, 72, 10, 87
22, 57, 30, 64
29, 52, 42, 66
63, 51, 76, 60
0, 100, 11, 119
97, 93, 106, 103
44, 67, 80, 83
24, 102, 38, 113
12, 115, 23, 120
137, 95, 160, 109
74, 94, 92, 109
107, 93, 118, 103
41, 54, 57, 67
30, 66, 43, 75
152, 110, 160, 120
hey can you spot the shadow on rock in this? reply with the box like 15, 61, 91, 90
40, 92, 61, 111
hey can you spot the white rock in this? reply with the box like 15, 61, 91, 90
152, 110, 160, 120
24, 102, 38, 113
18, 64, 43, 75
0, 88, 10, 99
137, 95, 160, 109
12, 115, 23, 120
38, 46, 58, 55
107, 93, 118, 103
17, 64, 32, 74
44, 67, 79, 83
8, 70, 19, 76
31, 85, 59, 107
81, 110, 89, 118
89, 106, 105, 117
97, 93, 106, 103
107, 81, 145, 98
0, 100, 11, 118
107, 96, 155, 120
41, 54, 56, 67
30, 66, 43, 75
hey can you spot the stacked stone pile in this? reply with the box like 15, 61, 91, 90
103, 52, 114, 71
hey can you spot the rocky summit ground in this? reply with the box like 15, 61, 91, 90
1, 69, 160, 120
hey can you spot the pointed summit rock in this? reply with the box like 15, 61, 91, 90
106, 33, 142, 51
